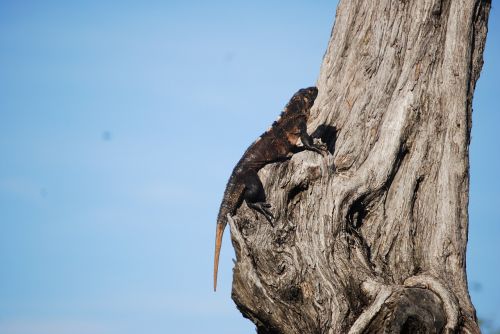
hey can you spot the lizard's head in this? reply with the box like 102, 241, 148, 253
295, 86, 318, 112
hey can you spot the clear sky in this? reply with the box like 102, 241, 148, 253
0, 1, 498, 334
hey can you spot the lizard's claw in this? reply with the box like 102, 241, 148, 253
248, 202, 275, 226
304, 142, 328, 156
312, 146, 326, 156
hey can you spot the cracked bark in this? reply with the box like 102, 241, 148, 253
228, 0, 490, 333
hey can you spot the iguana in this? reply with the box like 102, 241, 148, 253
213, 87, 324, 291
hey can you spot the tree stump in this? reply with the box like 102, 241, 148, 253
229, 1, 491, 333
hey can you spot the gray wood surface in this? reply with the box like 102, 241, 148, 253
229, 1, 491, 332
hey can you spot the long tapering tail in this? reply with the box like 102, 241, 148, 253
213, 221, 226, 291
213, 169, 245, 292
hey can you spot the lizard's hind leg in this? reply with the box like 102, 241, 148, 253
243, 169, 274, 224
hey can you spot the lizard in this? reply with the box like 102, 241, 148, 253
213, 86, 325, 291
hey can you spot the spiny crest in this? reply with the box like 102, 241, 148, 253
253, 86, 318, 144
272, 86, 318, 126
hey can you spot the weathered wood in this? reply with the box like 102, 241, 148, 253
229, 1, 491, 333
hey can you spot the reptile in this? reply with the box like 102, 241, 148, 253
213, 86, 325, 291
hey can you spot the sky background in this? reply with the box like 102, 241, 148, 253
0, 1, 498, 333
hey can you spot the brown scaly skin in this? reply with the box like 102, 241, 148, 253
214, 87, 325, 291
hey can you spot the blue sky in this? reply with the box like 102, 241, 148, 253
0, 1, 498, 333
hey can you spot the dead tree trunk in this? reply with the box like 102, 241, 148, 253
229, 1, 491, 333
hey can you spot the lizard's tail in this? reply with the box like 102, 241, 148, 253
213, 221, 226, 291
213, 176, 244, 292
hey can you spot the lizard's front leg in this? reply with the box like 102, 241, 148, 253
300, 122, 327, 156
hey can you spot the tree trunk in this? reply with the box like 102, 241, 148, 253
229, 1, 491, 333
